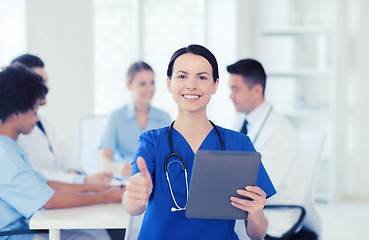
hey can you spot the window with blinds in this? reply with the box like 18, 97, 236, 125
94, 0, 201, 117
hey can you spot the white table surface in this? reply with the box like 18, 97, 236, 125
29, 203, 129, 240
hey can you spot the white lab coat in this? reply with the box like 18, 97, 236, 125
234, 102, 306, 239
17, 116, 85, 183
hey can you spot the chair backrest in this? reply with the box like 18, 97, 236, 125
296, 127, 325, 238
125, 213, 145, 240
79, 115, 107, 174
0, 229, 48, 237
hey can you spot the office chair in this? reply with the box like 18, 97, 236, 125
234, 127, 324, 240
124, 213, 145, 240
264, 127, 325, 240
0, 229, 48, 237
79, 115, 107, 174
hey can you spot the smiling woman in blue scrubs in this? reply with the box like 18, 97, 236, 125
123, 45, 276, 240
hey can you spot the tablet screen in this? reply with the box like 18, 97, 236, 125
185, 150, 261, 219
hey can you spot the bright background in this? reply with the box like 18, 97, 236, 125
1, 0, 368, 204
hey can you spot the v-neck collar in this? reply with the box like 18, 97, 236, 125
171, 127, 216, 156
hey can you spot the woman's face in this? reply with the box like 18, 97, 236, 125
127, 70, 155, 106
167, 53, 218, 114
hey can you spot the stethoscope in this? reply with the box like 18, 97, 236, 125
251, 105, 273, 144
164, 120, 225, 212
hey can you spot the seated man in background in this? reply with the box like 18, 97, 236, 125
227, 59, 310, 239
0, 66, 124, 240
11, 54, 112, 184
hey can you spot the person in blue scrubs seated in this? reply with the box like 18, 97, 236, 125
99, 61, 171, 176
0, 66, 125, 240
123, 44, 276, 240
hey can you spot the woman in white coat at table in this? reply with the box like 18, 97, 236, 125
99, 61, 171, 176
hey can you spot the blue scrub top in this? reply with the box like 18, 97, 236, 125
0, 135, 55, 239
99, 102, 171, 163
132, 125, 276, 240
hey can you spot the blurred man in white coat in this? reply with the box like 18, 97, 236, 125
227, 59, 310, 239
11, 54, 112, 185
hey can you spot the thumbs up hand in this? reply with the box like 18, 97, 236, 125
125, 157, 153, 210
137, 156, 151, 180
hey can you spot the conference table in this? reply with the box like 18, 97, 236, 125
29, 203, 129, 240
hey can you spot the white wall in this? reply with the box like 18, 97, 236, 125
353, 0, 369, 200
0, 0, 26, 66
26, 0, 94, 153
336, 0, 369, 200
205, 0, 239, 129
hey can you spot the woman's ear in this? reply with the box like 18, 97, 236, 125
8, 113, 19, 122
126, 81, 132, 90
211, 79, 219, 95
167, 77, 172, 93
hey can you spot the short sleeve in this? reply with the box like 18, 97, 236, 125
256, 162, 277, 198
99, 112, 117, 150
131, 132, 156, 180
33, 170, 49, 183
243, 135, 256, 152
0, 153, 55, 218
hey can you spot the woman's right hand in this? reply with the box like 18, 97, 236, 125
124, 157, 153, 214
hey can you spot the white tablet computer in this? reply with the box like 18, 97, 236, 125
185, 150, 261, 220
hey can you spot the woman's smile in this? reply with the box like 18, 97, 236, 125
182, 94, 201, 101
